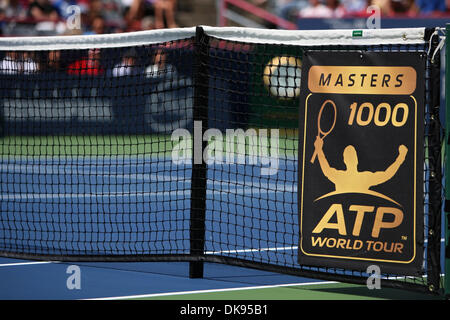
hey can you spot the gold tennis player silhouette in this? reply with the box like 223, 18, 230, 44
312, 128, 408, 207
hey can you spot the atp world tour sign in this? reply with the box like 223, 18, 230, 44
298, 51, 425, 275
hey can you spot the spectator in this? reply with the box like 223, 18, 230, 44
0, 0, 28, 19
154, 0, 177, 28
47, 50, 61, 70
28, 0, 59, 21
92, 15, 106, 34
126, 0, 148, 28
370, 0, 418, 16
83, 14, 106, 34
391, 0, 419, 15
299, 0, 332, 17
0, 51, 38, 74
67, 48, 104, 75
369, 0, 393, 15
126, 0, 177, 30
112, 48, 140, 76
38, 50, 61, 72
298, 0, 334, 17
145, 48, 175, 78
83, 0, 103, 28
102, 0, 128, 25
326, 0, 346, 17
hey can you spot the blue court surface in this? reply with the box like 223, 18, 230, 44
0, 156, 298, 259
0, 156, 443, 300
0, 257, 442, 300
0, 155, 316, 300
0, 257, 331, 300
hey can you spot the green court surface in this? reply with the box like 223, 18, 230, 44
0, 133, 298, 157
1, 134, 443, 301
133, 282, 441, 300
0, 135, 175, 156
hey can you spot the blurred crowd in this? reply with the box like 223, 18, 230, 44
0, 46, 174, 79
0, 0, 450, 37
273, 0, 450, 21
0, 0, 179, 36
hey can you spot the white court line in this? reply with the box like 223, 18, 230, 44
0, 190, 190, 200
0, 164, 298, 192
0, 186, 297, 201
206, 238, 447, 255
94, 269, 444, 301
0, 261, 56, 267
205, 246, 297, 255
90, 280, 337, 300
0, 154, 298, 162
0, 164, 186, 182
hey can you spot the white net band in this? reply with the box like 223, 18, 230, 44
0, 26, 427, 51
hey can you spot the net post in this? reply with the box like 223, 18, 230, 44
445, 23, 450, 299
425, 27, 443, 294
189, 26, 209, 278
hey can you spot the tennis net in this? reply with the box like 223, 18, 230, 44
0, 26, 445, 295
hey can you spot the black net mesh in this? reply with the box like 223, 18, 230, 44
195, 31, 443, 294
0, 39, 195, 257
0, 27, 443, 295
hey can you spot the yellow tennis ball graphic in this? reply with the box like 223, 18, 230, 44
263, 56, 302, 99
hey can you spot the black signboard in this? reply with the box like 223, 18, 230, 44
298, 52, 425, 275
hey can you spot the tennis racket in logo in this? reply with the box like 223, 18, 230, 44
310, 99, 337, 163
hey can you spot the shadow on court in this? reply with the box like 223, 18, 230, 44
300, 283, 442, 300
